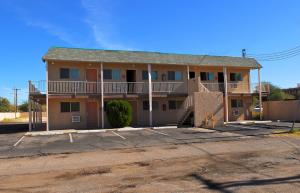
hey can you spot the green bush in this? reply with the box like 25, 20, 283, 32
106, 100, 132, 128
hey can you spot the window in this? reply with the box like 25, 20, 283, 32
103, 69, 121, 80
70, 102, 80, 112
231, 99, 243, 108
61, 102, 70, 112
168, 101, 176, 110
200, 72, 214, 81
60, 68, 80, 79
70, 69, 80, 80
189, 71, 195, 79
112, 69, 120, 80
142, 71, 158, 80
103, 69, 112, 79
143, 101, 159, 110
168, 71, 182, 81
230, 73, 242, 81
60, 102, 80, 112
60, 68, 70, 79
168, 100, 183, 110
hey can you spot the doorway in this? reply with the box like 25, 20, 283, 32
86, 69, 98, 93
126, 70, 136, 93
218, 72, 224, 92
86, 101, 98, 128
189, 71, 195, 79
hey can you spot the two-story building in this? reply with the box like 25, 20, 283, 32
28, 47, 267, 131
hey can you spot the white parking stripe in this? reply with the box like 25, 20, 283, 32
111, 131, 126, 139
13, 136, 25, 147
69, 133, 74, 143
147, 128, 169, 136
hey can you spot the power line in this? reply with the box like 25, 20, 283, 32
246, 45, 300, 61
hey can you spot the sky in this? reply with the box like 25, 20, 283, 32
0, 0, 300, 102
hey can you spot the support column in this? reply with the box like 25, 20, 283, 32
148, 64, 152, 127
46, 62, 49, 131
223, 67, 229, 123
258, 68, 263, 120
28, 81, 32, 132
187, 65, 190, 80
100, 62, 104, 129
33, 101, 36, 129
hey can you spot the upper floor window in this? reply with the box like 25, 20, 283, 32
60, 68, 80, 80
142, 71, 158, 80
200, 72, 214, 81
230, 73, 242, 81
60, 102, 80, 113
168, 71, 182, 81
231, 99, 243, 108
103, 69, 121, 80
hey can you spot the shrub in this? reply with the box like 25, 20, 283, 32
106, 100, 132, 128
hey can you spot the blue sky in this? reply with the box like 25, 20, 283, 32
0, 0, 300, 102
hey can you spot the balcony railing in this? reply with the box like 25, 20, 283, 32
29, 80, 269, 95
43, 81, 185, 94
201, 82, 270, 93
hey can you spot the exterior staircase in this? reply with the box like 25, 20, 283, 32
177, 81, 210, 127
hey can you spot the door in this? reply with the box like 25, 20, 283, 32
86, 101, 98, 128
218, 72, 224, 92
126, 70, 136, 93
86, 69, 98, 93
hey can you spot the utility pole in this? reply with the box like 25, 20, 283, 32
13, 88, 21, 118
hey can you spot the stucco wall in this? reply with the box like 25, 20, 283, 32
48, 98, 88, 130
263, 100, 300, 121
193, 92, 224, 127
228, 95, 252, 121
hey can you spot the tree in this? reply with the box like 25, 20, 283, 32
266, 83, 295, 101
106, 100, 132, 128
19, 101, 28, 112
0, 97, 11, 112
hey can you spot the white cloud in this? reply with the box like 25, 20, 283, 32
81, 0, 133, 50
25, 20, 78, 46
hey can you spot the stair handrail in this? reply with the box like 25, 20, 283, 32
199, 81, 210, 92
177, 94, 194, 121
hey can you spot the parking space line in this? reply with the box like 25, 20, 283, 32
13, 136, 25, 147
69, 133, 74, 143
111, 131, 126, 139
147, 128, 169, 136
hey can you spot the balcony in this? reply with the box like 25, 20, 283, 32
200, 82, 270, 94
29, 80, 186, 95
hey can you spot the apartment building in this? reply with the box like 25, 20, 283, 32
28, 47, 267, 131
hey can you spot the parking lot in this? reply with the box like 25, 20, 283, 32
0, 122, 294, 159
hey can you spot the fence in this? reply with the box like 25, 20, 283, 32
263, 100, 300, 122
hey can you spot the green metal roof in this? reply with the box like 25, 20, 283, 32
43, 47, 261, 69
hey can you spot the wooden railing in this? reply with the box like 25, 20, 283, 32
200, 82, 269, 93
43, 81, 185, 94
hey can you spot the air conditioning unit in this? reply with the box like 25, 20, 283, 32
72, 116, 81, 123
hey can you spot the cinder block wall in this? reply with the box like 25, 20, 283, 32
194, 92, 224, 127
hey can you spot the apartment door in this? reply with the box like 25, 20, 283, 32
86, 101, 98, 128
218, 72, 224, 92
86, 69, 98, 93
126, 70, 136, 93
